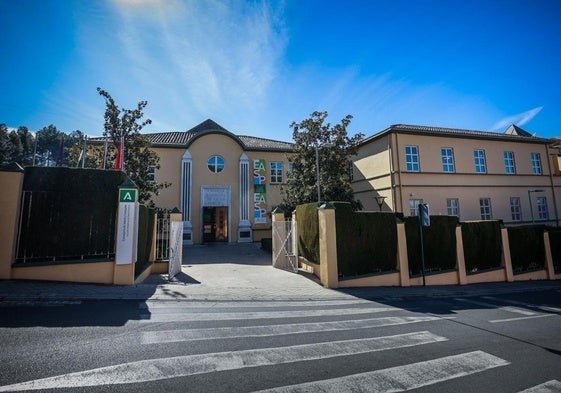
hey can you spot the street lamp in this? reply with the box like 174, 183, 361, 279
527, 189, 545, 223
375, 195, 386, 211
315, 142, 334, 204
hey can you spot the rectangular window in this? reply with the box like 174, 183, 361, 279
480, 198, 492, 220
147, 165, 156, 184
531, 153, 542, 175
270, 162, 283, 184
504, 151, 516, 174
447, 198, 459, 217
474, 150, 486, 173
441, 148, 455, 173
537, 197, 548, 221
409, 199, 423, 216
405, 146, 419, 172
510, 197, 521, 221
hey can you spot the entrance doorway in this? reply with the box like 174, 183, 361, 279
203, 206, 228, 243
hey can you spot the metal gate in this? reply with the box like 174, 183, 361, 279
272, 220, 298, 273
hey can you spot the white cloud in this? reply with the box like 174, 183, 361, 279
491, 106, 543, 131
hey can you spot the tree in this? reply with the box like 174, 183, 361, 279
97, 87, 170, 205
280, 111, 364, 212
0, 124, 13, 165
35, 125, 63, 166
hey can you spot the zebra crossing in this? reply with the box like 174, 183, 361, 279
0, 298, 559, 392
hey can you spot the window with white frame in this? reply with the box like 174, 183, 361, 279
531, 153, 542, 175
447, 198, 459, 217
474, 150, 486, 173
537, 196, 548, 220
270, 162, 283, 184
147, 165, 156, 183
441, 148, 455, 173
405, 146, 419, 172
480, 198, 492, 220
510, 197, 521, 221
409, 199, 423, 216
504, 151, 515, 174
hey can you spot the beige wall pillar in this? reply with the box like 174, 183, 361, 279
544, 232, 556, 280
0, 165, 24, 279
455, 225, 468, 285
318, 204, 338, 289
501, 228, 514, 282
396, 222, 410, 287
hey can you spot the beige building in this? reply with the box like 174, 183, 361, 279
145, 119, 292, 244
352, 124, 561, 226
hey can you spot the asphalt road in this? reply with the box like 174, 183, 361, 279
0, 289, 560, 392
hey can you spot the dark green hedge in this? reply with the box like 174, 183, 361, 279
334, 202, 397, 277
549, 230, 561, 273
17, 167, 127, 263
507, 225, 546, 273
461, 221, 503, 273
404, 215, 459, 276
296, 203, 320, 264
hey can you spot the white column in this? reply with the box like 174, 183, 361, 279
180, 150, 193, 245
238, 152, 252, 242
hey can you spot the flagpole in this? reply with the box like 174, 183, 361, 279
81, 136, 87, 168
121, 135, 125, 172
102, 137, 108, 169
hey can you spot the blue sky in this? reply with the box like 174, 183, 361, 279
1, 0, 560, 141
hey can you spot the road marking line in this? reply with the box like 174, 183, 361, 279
483, 296, 561, 314
489, 314, 556, 323
0, 331, 446, 392
141, 316, 443, 344
139, 307, 397, 322
518, 380, 561, 393
139, 299, 373, 309
252, 350, 509, 393
455, 298, 535, 315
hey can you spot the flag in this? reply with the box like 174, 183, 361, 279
114, 139, 123, 170
55, 136, 64, 166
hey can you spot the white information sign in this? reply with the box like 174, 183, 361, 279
116, 188, 138, 265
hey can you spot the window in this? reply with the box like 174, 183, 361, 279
207, 155, 225, 173
537, 197, 548, 221
270, 162, 283, 184
531, 153, 542, 175
409, 199, 423, 216
480, 198, 492, 220
441, 148, 455, 173
405, 146, 419, 172
504, 151, 515, 174
447, 198, 459, 217
474, 150, 486, 173
147, 165, 156, 184
510, 197, 521, 221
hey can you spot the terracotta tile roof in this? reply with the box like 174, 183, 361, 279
89, 119, 293, 152
361, 124, 551, 145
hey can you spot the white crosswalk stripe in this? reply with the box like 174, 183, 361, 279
253, 351, 509, 393
518, 380, 561, 393
139, 306, 397, 322
139, 299, 373, 309
141, 315, 444, 344
482, 296, 561, 314
0, 331, 446, 392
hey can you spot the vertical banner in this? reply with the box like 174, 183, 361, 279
253, 159, 268, 224
116, 188, 138, 265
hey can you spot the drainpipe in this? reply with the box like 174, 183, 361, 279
393, 131, 405, 214
545, 143, 559, 227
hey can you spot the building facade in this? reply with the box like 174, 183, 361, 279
352, 124, 561, 226
147, 119, 292, 244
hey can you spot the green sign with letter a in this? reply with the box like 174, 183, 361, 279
119, 189, 137, 203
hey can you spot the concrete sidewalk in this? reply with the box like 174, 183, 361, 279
0, 243, 560, 302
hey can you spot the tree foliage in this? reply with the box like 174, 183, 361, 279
280, 111, 364, 212
97, 87, 170, 205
